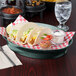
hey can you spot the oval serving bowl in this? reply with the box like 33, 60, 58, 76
3, 23, 73, 59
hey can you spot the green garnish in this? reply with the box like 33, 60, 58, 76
23, 28, 33, 35
10, 30, 18, 37
10, 34, 13, 37
12, 30, 17, 33
41, 37, 44, 39
44, 34, 48, 36
12, 30, 18, 35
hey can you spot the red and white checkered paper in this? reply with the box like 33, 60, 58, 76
0, 15, 75, 50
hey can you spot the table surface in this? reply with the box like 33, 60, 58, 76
0, 0, 76, 76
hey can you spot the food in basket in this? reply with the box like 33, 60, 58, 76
27, 27, 52, 45
6, 21, 67, 49
0, 14, 75, 50
6, 22, 27, 40
6, 22, 53, 46
6, 22, 38, 43
16, 22, 38, 44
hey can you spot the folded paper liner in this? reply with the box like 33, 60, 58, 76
0, 15, 75, 50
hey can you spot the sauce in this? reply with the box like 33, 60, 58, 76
40, 40, 51, 48
2, 7, 22, 14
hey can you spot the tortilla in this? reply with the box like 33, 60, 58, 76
16, 22, 38, 44
6, 22, 27, 40
6, 22, 52, 46
27, 27, 52, 46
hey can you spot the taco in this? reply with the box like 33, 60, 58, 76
16, 22, 38, 44
27, 27, 52, 46
6, 22, 27, 40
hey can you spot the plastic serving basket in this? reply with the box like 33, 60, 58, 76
3, 23, 73, 59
